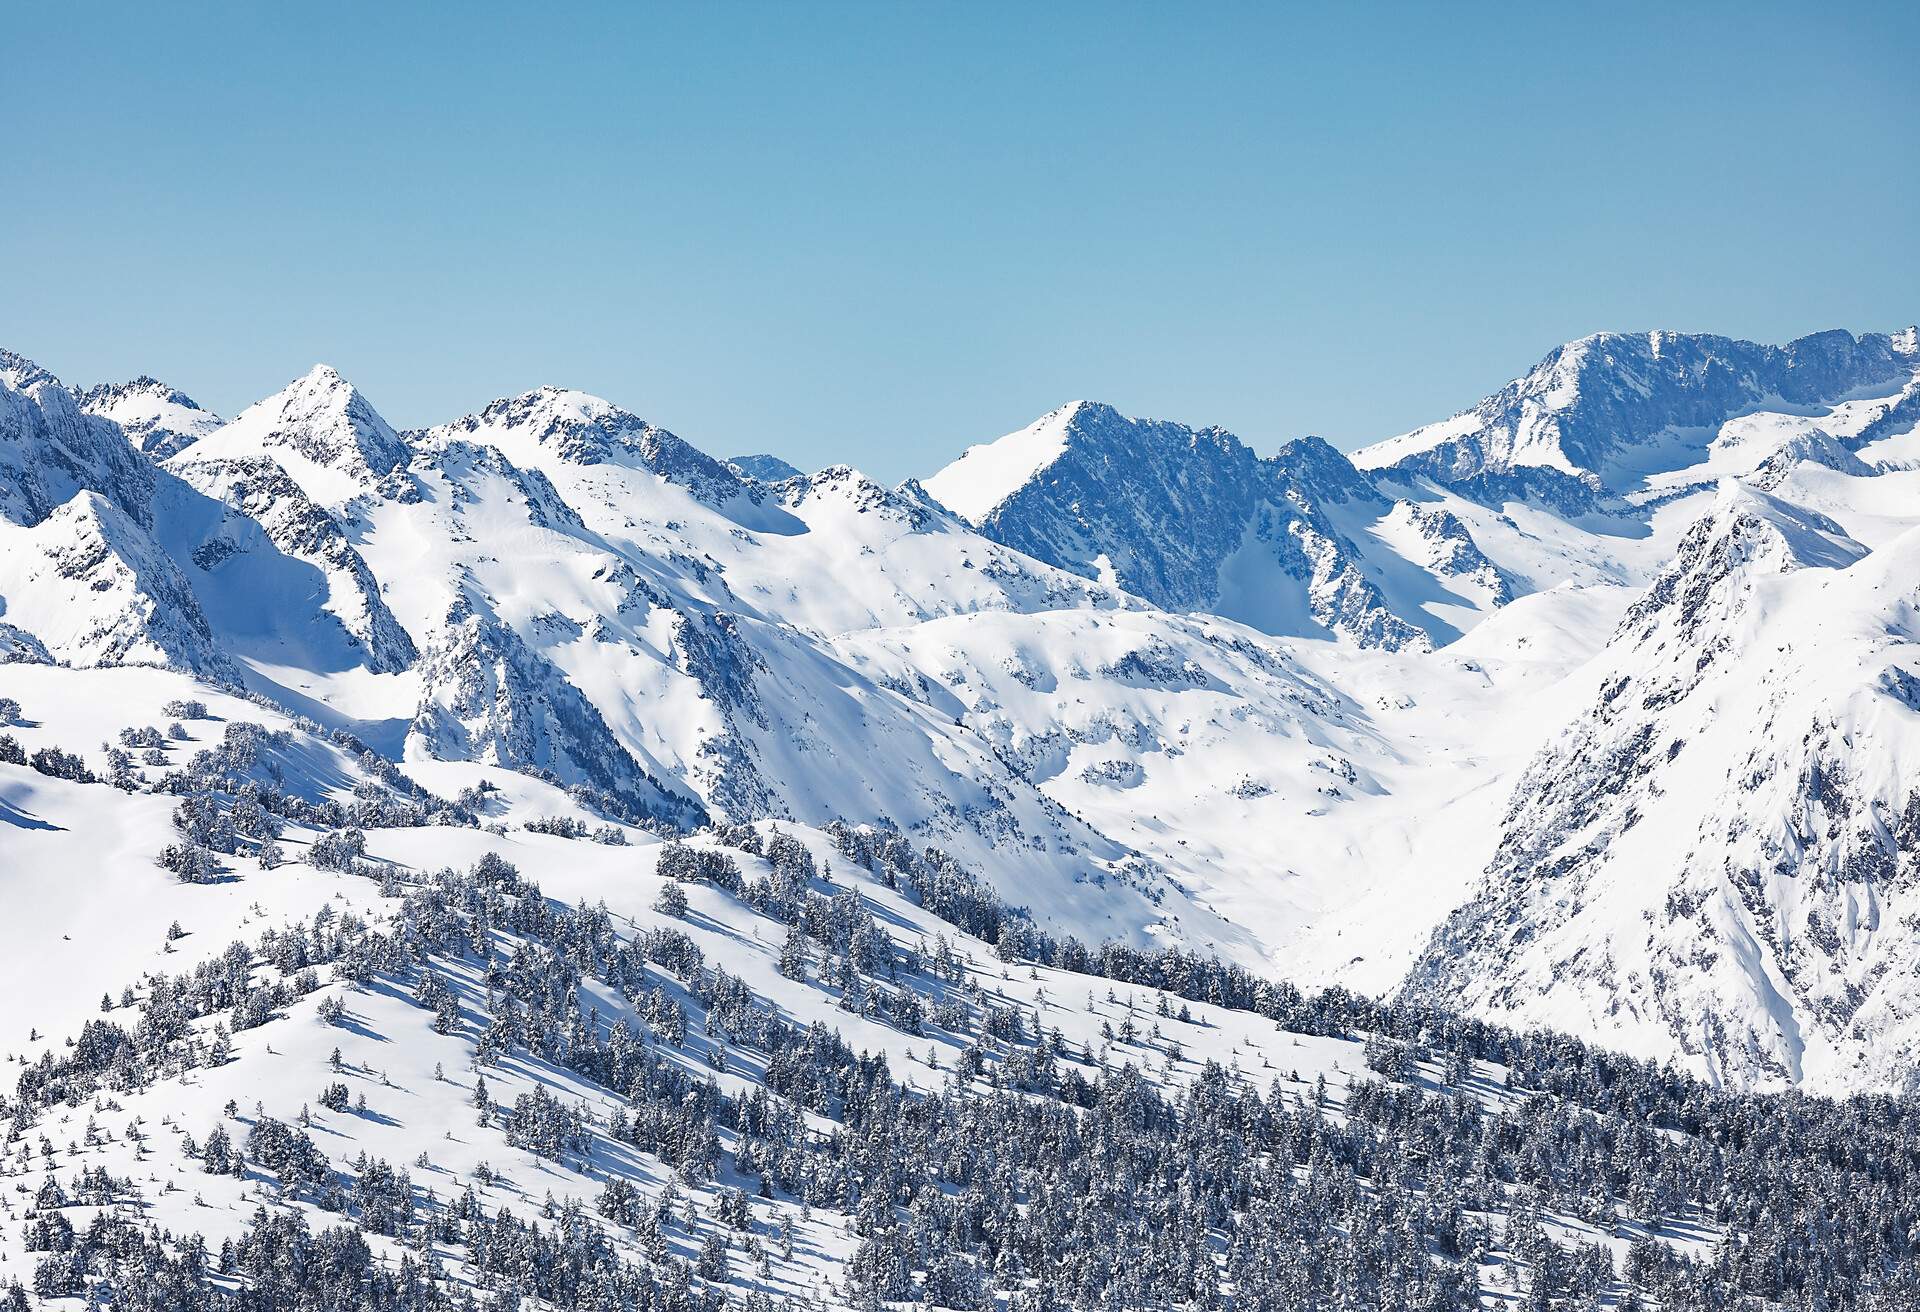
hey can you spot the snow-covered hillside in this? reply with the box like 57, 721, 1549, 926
1, 663, 1916, 1310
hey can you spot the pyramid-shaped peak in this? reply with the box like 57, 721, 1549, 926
923, 406, 1085, 522
272, 363, 383, 422
252, 362, 391, 412
179, 363, 407, 501
925, 399, 1249, 524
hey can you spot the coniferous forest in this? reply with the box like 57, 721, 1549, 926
3, 798, 1917, 1311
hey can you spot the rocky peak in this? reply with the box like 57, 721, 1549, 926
78, 376, 223, 459
727, 453, 804, 482
1616, 482, 1864, 660
451, 386, 654, 464
433, 387, 753, 511
1356, 328, 1920, 497
779, 465, 948, 531
927, 401, 1447, 648
0, 348, 61, 392
78, 375, 202, 410
187, 364, 408, 503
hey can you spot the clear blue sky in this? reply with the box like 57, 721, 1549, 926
7, 2, 1916, 481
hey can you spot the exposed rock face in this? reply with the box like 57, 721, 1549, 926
408, 592, 705, 829
1390, 501, 1514, 604
0, 350, 157, 530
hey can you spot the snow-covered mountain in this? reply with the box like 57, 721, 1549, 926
5, 328, 1920, 1108
181, 364, 411, 507
925, 401, 1504, 649
77, 375, 224, 460
1355, 327, 1920, 498
726, 452, 804, 482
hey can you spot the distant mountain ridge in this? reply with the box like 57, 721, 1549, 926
1355, 327, 1920, 494
926, 401, 1447, 649
727, 452, 804, 481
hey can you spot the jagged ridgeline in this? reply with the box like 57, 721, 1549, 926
5, 329, 1920, 1305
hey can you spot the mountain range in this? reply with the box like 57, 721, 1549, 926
5, 326, 1920, 1095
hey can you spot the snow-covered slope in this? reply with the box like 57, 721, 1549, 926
0, 490, 237, 680
1408, 484, 1920, 1088
3, 661, 1914, 1310
164, 452, 419, 673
